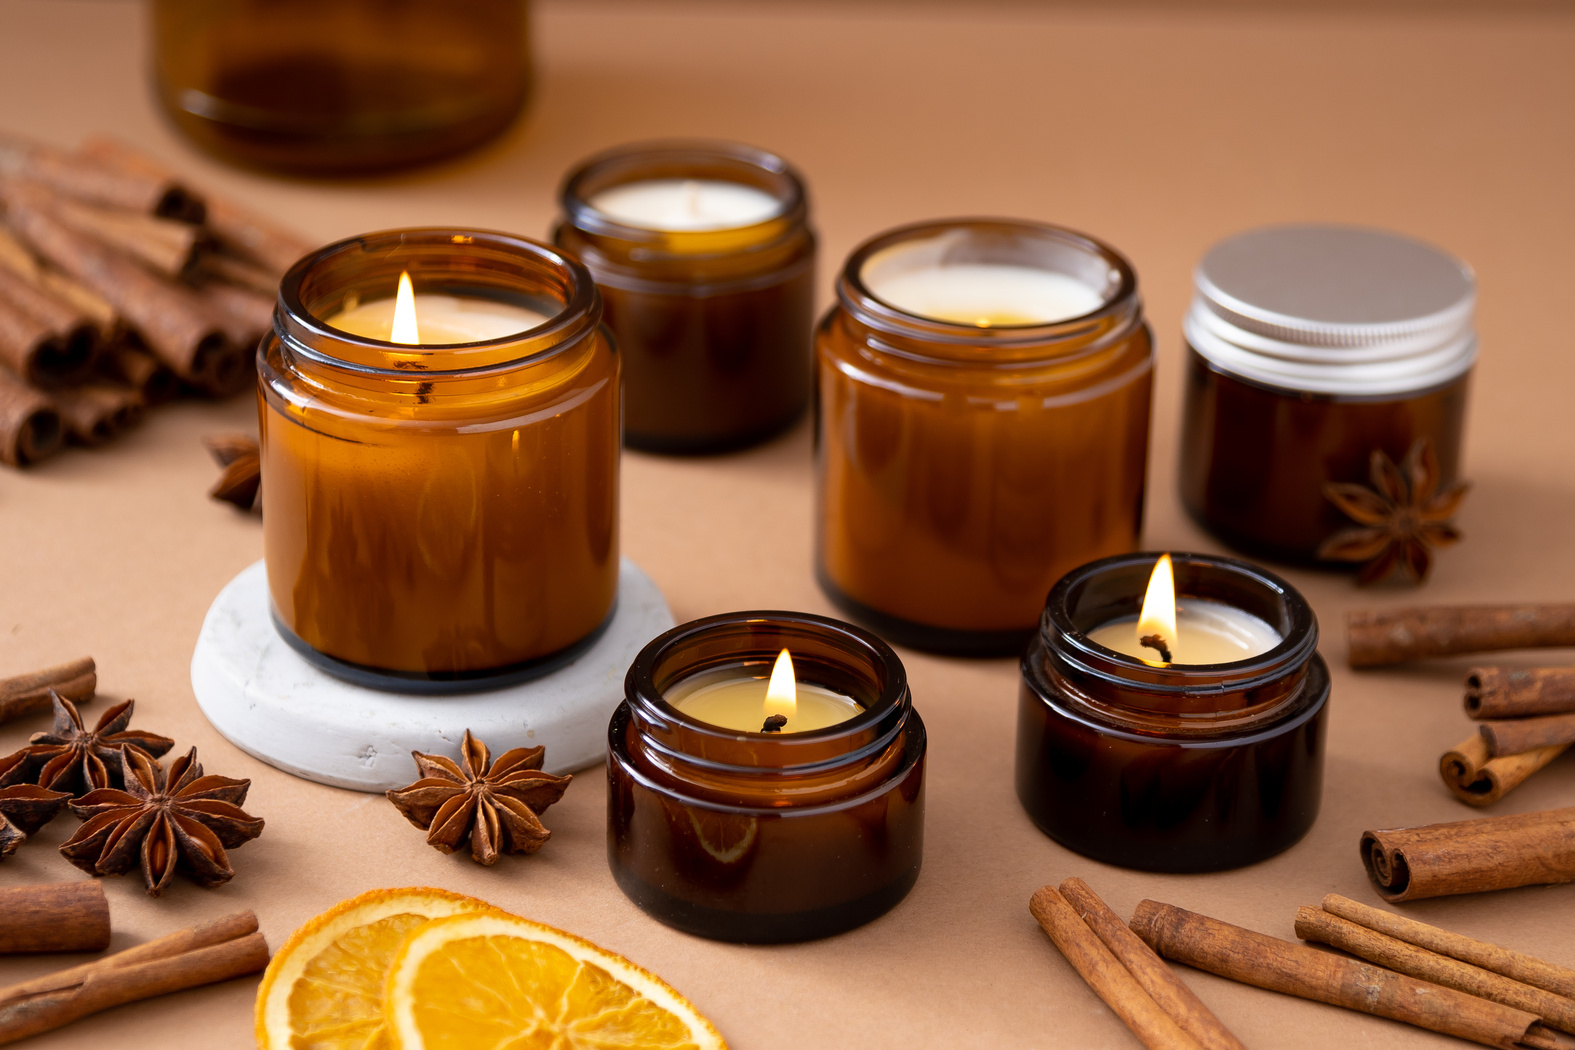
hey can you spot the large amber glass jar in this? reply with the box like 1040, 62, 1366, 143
816, 220, 1153, 656
151, 0, 530, 173
259, 229, 619, 689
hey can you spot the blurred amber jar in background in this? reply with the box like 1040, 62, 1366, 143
259, 229, 619, 689
151, 0, 530, 173
816, 220, 1153, 656
555, 141, 815, 453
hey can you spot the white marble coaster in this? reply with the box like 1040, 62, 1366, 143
191, 558, 674, 792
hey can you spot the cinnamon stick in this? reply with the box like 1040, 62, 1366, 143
1295, 906, 1575, 1034
1441, 733, 1569, 806
0, 134, 204, 223
1058, 878, 1245, 1050
1130, 899, 1575, 1050
0, 884, 109, 954
1469, 668, 1575, 719
50, 197, 205, 280
0, 266, 96, 385
48, 384, 144, 445
1349, 606, 1575, 668
1321, 894, 1575, 1002
1362, 806, 1575, 901
1483, 714, 1575, 757
1030, 887, 1205, 1050
0, 930, 267, 1046
0, 366, 61, 466
0, 656, 95, 724
99, 344, 176, 405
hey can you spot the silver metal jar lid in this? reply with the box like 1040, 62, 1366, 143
1185, 224, 1476, 397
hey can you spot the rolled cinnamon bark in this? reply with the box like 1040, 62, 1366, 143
202, 252, 282, 296
2, 184, 229, 386
0, 657, 94, 724
1131, 899, 1573, 1050
0, 267, 96, 386
1349, 606, 1575, 669
1362, 806, 1575, 901
0, 883, 109, 954
48, 384, 144, 445
50, 197, 205, 280
1321, 894, 1575, 1001
1469, 668, 1575, 719
1030, 887, 1204, 1050
1059, 878, 1245, 1050
1483, 714, 1575, 757
1295, 906, 1575, 1034
99, 344, 176, 405
0, 366, 62, 466
0, 134, 204, 223
1441, 733, 1569, 806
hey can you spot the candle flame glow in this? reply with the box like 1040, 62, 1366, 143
391, 271, 420, 345
1136, 553, 1178, 665
761, 648, 797, 724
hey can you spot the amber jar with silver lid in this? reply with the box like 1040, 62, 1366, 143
1179, 225, 1475, 562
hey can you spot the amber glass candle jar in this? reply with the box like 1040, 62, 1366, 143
608, 612, 926, 943
259, 229, 619, 690
555, 142, 815, 454
816, 219, 1153, 656
1179, 225, 1475, 562
1017, 552, 1329, 872
151, 0, 530, 172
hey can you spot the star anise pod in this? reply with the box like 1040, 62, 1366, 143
24, 691, 174, 796
0, 783, 71, 859
205, 434, 260, 511
1318, 438, 1470, 586
60, 746, 264, 896
386, 730, 571, 866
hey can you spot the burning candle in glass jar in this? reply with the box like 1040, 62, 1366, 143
668, 649, 863, 733
325, 270, 551, 345
1085, 553, 1281, 665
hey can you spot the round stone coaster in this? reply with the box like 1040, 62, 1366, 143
191, 558, 674, 792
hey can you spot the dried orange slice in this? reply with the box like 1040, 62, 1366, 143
255, 886, 492, 1050
383, 911, 727, 1050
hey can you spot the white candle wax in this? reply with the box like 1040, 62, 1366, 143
862, 238, 1105, 326
325, 294, 550, 345
1086, 599, 1281, 666
587, 178, 783, 232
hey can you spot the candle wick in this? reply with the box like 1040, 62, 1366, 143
761, 714, 788, 733
1140, 634, 1173, 663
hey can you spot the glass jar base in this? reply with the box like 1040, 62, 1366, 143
816, 569, 1032, 657
609, 860, 920, 944
269, 601, 616, 695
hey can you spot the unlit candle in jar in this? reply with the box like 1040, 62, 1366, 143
588, 179, 783, 232
862, 238, 1105, 326
1087, 600, 1281, 665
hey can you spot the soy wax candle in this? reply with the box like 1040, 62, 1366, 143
259, 228, 620, 689
1016, 552, 1329, 871
607, 611, 926, 942
556, 141, 815, 453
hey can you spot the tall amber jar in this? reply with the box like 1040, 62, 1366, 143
1179, 225, 1476, 562
259, 229, 619, 690
555, 142, 815, 453
151, 0, 530, 173
816, 220, 1153, 656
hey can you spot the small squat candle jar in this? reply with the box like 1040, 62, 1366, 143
608, 612, 926, 943
1179, 225, 1475, 561
1016, 552, 1329, 872
555, 141, 815, 454
259, 228, 619, 689
816, 219, 1153, 655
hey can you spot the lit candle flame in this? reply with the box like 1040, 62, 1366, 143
761, 648, 797, 726
391, 271, 420, 345
1136, 553, 1178, 665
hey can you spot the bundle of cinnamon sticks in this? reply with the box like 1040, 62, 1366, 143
0, 132, 315, 467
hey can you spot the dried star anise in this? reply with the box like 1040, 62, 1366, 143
0, 782, 71, 859
60, 746, 264, 896
24, 691, 174, 796
1318, 438, 1470, 586
386, 730, 571, 866
205, 434, 260, 511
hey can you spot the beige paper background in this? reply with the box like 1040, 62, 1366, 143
1, 1, 1573, 1046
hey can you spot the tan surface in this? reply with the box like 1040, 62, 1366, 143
1, 1, 1573, 1047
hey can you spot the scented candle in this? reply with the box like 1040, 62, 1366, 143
607, 612, 926, 943
1016, 552, 1328, 871
556, 141, 815, 453
816, 219, 1153, 655
259, 228, 620, 689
